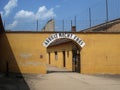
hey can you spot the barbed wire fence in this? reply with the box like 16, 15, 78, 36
1, 0, 120, 32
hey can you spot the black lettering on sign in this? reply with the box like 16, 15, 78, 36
76, 37, 79, 42
78, 39, 82, 44
66, 33, 70, 38
43, 33, 85, 48
50, 35, 54, 40
80, 42, 83, 45
74, 36, 77, 40
59, 33, 62, 38
46, 39, 50, 43
48, 37, 52, 42
44, 42, 48, 46
53, 34, 58, 39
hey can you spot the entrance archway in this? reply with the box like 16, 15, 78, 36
43, 33, 85, 73
43, 33, 85, 48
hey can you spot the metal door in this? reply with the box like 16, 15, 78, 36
72, 50, 80, 73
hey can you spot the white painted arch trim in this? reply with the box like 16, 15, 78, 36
43, 33, 85, 48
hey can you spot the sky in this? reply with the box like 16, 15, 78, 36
0, 0, 120, 31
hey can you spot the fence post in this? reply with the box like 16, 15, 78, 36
106, 0, 109, 32
89, 8, 92, 28
62, 20, 64, 31
74, 16, 76, 27
36, 19, 38, 31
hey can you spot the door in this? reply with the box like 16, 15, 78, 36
72, 49, 80, 73
48, 52, 51, 64
63, 51, 66, 67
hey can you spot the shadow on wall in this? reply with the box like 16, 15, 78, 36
0, 15, 30, 90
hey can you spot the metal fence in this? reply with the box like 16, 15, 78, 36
1, 0, 120, 31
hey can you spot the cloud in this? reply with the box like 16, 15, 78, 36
36, 6, 56, 20
4, 0, 18, 16
15, 10, 35, 21
8, 6, 56, 30
7, 20, 18, 29
14, 6, 56, 21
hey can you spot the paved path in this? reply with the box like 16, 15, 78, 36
25, 65, 120, 90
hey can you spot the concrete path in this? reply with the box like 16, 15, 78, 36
1, 65, 120, 90
25, 65, 120, 90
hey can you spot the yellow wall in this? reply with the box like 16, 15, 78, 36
0, 33, 47, 74
65, 51, 73, 71
79, 33, 120, 74
0, 32, 120, 74
47, 42, 73, 70
51, 52, 63, 68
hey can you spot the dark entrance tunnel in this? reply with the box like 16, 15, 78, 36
0, 15, 30, 90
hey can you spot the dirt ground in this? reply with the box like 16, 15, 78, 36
0, 65, 120, 90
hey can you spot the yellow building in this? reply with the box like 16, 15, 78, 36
0, 15, 120, 74
45, 33, 120, 74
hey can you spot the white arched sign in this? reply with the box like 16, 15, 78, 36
43, 33, 85, 48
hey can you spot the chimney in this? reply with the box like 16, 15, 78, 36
71, 26, 76, 32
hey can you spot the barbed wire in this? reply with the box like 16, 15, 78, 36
1, 0, 120, 31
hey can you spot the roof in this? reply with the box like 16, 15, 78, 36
48, 38, 71, 47
80, 18, 120, 32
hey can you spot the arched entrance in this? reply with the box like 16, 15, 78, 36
43, 33, 85, 73
43, 33, 85, 48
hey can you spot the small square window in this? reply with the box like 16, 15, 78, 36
40, 55, 43, 59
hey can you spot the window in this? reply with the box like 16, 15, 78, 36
55, 52, 58, 60
40, 55, 43, 59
